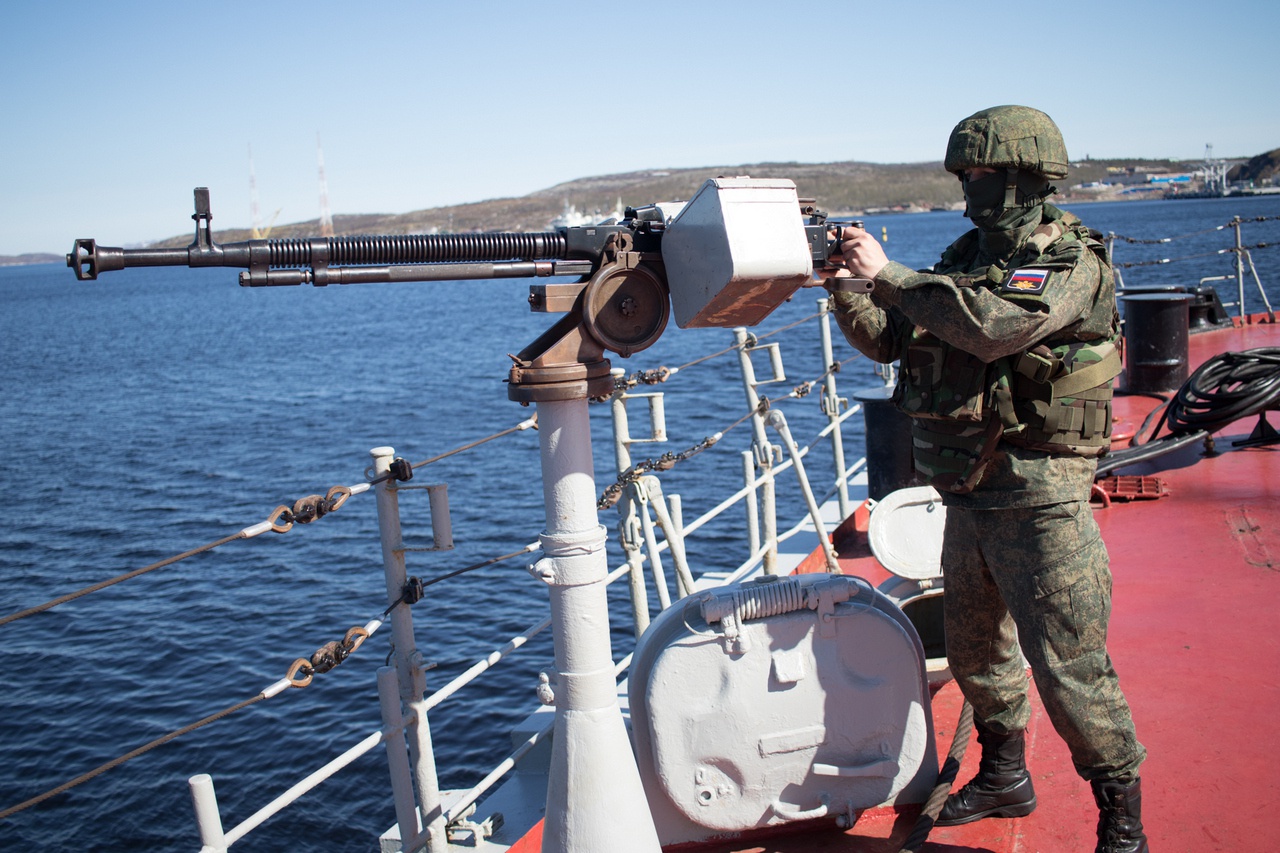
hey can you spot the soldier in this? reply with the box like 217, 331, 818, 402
826, 106, 1149, 852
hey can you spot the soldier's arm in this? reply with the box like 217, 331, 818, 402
870, 247, 1101, 362
826, 289, 906, 364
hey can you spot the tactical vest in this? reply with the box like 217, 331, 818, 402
894, 207, 1121, 494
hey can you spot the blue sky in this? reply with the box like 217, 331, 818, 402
2, 1, 1277, 255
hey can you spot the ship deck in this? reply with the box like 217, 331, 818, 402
501, 316, 1279, 853
697, 315, 1280, 852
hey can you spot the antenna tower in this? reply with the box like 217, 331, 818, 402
248, 144, 281, 239
317, 133, 335, 238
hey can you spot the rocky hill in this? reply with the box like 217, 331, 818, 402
135, 155, 1210, 246
1227, 148, 1280, 184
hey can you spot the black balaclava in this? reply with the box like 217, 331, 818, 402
961, 168, 1054, 264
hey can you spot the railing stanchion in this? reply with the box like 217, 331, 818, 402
645, 478, 696, 597
766, 409, 840, 572
818, 298, 852, 519
371, 446, 447, 853
379, 666, 425, 852
1234, 217, 1246, 318
189, 774, 227, 853
735, 327, 779, 573
636, 485, 673, 609
742, 450, 760, 555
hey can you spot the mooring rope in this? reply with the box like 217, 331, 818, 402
897, 701, 975, 853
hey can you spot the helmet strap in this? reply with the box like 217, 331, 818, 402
1003, 168, 1019, 208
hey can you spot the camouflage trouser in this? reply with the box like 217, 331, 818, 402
942, 500, 1146, 782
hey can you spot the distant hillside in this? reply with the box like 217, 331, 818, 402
1228, 148, 1280, 184
148, 156, 1213, 246
0, 253, 61, 267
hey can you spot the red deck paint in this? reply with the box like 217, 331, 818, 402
692, 317, 1280, 852
518, 317, 1280, 852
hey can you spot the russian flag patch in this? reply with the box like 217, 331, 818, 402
1001, 267, 1050, 295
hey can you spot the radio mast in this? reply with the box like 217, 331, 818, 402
248, 144, 280, 239
317, 133, 335, 238
249, 144, 261, 237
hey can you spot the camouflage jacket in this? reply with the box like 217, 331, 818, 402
830, 204, 1117, 509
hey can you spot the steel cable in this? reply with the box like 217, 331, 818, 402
4, 414, 541, 630
408, 415, 538, 471
0, 483, 369, 627
1109, 214, 1280, 245
676, 311, 822, 371
1097, 348, 1280, 477
754, 311, 823, 342
383, 545, 539, 615
0, 532, 245, 627
1095, 430, 1209, 479
1115, 249, 1238, 269
0, 694, 266, 820
596, 354, 861, 509
0, 613, 385, 818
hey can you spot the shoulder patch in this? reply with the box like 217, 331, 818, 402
1001, 267, 1050, 295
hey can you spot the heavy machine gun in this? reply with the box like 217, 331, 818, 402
68, 177, 869, 399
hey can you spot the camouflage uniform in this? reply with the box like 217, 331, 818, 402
829, 109, 1145, 784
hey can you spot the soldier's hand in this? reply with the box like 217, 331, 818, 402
838, 227, 889, 281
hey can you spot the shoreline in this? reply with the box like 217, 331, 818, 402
9, 192, 1276, 264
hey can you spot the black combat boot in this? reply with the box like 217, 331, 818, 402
1092, 777, 1149, 852
935, 722, 1037, 826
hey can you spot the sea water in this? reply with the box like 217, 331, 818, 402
1, 195, 1277, 851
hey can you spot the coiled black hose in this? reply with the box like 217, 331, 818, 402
1098, 348, 1280, 476
1095, 429, 1209, 478
1163, 347, 1280, 435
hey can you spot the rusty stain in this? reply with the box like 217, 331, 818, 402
1225, 506, 1276, 570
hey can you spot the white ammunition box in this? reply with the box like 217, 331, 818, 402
662, 177, 814, 328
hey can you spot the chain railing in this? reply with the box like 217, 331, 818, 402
1107, 214, 1276, 319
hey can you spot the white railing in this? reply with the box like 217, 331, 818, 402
187, 297, 871, 851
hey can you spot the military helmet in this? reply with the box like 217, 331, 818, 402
944, 105, 1069, 180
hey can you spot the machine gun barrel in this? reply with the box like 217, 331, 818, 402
67, 188, 629, 286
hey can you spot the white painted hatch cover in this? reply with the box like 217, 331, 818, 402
867, 485, 946, 581
628, 573, 937, 844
